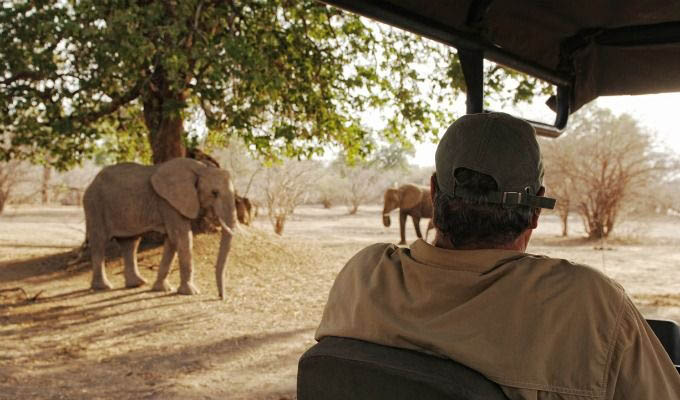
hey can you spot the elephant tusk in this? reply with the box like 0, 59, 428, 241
218, 218, 234, 236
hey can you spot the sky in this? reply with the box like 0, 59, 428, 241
409, 92, 680, 168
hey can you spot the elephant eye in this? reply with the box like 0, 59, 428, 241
212, 189, 219, 198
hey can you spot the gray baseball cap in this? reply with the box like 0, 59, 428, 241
435, 112, 556, 209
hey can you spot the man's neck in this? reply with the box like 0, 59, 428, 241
433, 229, 532, 252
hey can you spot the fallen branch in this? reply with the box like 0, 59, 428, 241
0, 287, 28, 299
29, 290, 44, 302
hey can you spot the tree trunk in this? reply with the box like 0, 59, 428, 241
0, 191, 6, 214
558, 200, 570, 237
274, 215, 285, 235
41, 166, 51, 204
142, 67, 187, 164
149, 113, 186, 164
560, 211, 569, 237
587, 218, 606, 240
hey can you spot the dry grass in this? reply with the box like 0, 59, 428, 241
0, 224, 352, 400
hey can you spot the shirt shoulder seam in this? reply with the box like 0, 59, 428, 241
599, 285, 627, 391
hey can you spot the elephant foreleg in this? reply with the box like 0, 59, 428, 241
412, 216, 423, 239
152, 238, 177, 292
398, 210, 408, 245
119, 237, 147, 288
176, 231, 199, 295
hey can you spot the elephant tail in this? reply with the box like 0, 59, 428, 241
67, 239, 90, 267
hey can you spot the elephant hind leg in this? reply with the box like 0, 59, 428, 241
119, 237, 147, 288
89, 236, 113, 291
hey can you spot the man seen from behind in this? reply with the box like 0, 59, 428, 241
316, 112, 680, 399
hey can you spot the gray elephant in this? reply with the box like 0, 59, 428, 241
382, 183, 434, 245
83, 158, 237, 299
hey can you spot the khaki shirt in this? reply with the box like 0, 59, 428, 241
316, 239, 680, 399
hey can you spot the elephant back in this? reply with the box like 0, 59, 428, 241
398, 183, 426, 211
420, 187, 434, 218
84, 163, 161, 235
86, 163, 156, 205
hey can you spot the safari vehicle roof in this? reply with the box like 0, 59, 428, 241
319, 0, 680, 133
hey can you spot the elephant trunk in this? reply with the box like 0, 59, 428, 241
383, 214, 391, 227
215, 221, 233, 300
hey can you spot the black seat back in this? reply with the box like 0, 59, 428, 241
647, 319, 680, 373
297, 336, 509, 400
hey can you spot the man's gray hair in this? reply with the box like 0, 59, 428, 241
433, 168, 534, 248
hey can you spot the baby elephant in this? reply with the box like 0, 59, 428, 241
83, 158, 237, 299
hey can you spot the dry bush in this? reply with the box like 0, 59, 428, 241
213, 140, 263, 199
541, 105, 678, 239
0, 160, 31, 213
339, 166, 381, 215
314, 170, 344, 209
0, 160, 103, 208
50, 161, 101, 206
261, 160, 318, 235
541, 139, 577, 237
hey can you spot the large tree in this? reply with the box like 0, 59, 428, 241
1, 0, 544, 168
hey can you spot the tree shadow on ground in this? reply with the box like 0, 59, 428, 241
4, 323, 314, 400
1, 289, 180, 335
0, 240, 164, 285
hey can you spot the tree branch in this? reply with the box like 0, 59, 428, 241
71, 78, 146, 124
0, 71, 46, 86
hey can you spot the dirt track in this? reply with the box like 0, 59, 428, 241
1, 205, 679, 399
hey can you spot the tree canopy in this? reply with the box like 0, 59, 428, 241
1, 0, 546, 169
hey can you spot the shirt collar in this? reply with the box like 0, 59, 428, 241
409, 239, 528, 274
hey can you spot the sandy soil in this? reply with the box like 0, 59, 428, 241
1, 204, 679, 399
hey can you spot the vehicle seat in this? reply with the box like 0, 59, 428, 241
647, 319, 680, 373
297, 336, 509, 400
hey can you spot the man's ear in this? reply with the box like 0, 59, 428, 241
430, 173, 437, 203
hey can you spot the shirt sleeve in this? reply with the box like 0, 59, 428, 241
608, 295, 680, 399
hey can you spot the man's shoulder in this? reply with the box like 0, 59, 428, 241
345, 242, 401, 266
522, 253, 625, 296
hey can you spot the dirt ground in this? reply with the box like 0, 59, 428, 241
1, 204, 679, 399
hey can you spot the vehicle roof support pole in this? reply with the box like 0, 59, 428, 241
458, 48, 484, 114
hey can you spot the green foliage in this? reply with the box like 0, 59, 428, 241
92, 108, 152, 165
1, 0, 545, 169
332, 131, 415, 172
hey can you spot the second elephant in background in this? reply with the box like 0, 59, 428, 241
382, 184, 434, 245
235, 194, 253, 226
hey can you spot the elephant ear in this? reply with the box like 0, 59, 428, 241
151, 158, 201, 219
